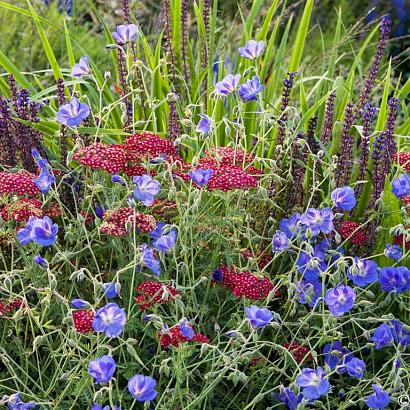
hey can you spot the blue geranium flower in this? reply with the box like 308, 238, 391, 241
277, 386, 303, 410
196, 114, 213, 133
295, 367, 330, 400
238, 40, 264, 59
6, 393, 36, 410
279, 213, 301, 238
34, 254, 47, 266
102, 282, 120, 299
392, 173, 410, 198
365, 384, 390, 409
384, 244, 402, 262
180, 320, 195, 340
92, 303, 126, 338
245, 305, 273, 328
153, 230, 177, 252
322, 341, 352, 373
133, 175, 161, 206
344, 357, 366, 379
34, 167, 55, 194
300, 207, 334, 236
70, 299, 89, 309
128, 374, 158, 402
112, 24, 138, 44
71, 56, 91, 77
238, 76, 263, 101
141, 244, 161, 276
347, 257, 378, 286
189, 169, 213, 186
91, 404, 120, 410
296, 279, 323, 307
379, 266, 410, 293
371, 320, 410, 349
324, 285, 356, 317
88, 355, 116, 384
272, 230, 290, 252
215, 74, 240, 96
331, 186, 356, 211
296, 246, 327, 282
56, 97, 90, 127
17, 216, 59, 247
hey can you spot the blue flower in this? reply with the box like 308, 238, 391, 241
344, 357, 366, 379
238, 76, 263, 101
331, 186, 356, 211
92, 303, 126, 338
88, 355, 116, 384
34, 167, 55, 194
153, 230, 177, 252
296, 279, 323, 307
245, 305, 273, 328
17, 216, 59, 247
112, 24, 138, 44
296, 246, 327, 282
102, 282, 120, 299
347, 257, 378, 286
133, 175, 161, 206
149, 222, 166, 240
384, 244, 402, 262
277, 386, 303, 410
238, 40, 264, 59
6, 393, 36, 410
196, 114, 213, 133
295, 367, 330, 400
70, 299, 89, 309
91, 404, 120, 410
141, 244, 161, 276
300, 207, 334, 236
71, 56, 91, 77
324, 285, 356, 317
180, 320, 195, 340
365, 384, 390, 409
189, 169, 213, 186
128, 374, 158, 402
215, 74, 240, 96
34, 254, 47, 266
56, 97, 90, 127
379, 266, 410, 293
279, 213, 301, 238
31, 148, 49, 169
272, 230, 290, 252
95, 205, 105, 219
322, 341, 352, 373
371, 321, 410, 349
211, 268, 223, 281
392, 173, 410, 198
112, 175, 126, 185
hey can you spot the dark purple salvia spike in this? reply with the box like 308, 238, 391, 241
162, 0, 178, 88
201, 0, 211, 102
116, 48, 133, 128
354, 16, 391, 120
168, 99, 181, 142
181, 0, 190, 89
275, 72, 297, 151
385, 97, 400, 162
56, 78, 68, 164
306, 116, 318, 154
0, 98, 17, 167
122, 0, 131, 24
355, 101, 377, 200
320, 91, 336, 144
335, 103, 355, 187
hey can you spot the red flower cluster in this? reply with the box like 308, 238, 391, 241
44, 202, 62, 219
339, 221, 367, 245
0, 171, 39, 196
393, 233, 410, 250
0, 298, 23, 317
0, 198, 43, 222
212, 266, 276, 300
125, 132, 178, 159
72, 310, 95, 333
283, 341, 314, 364
100, 208, 156, 236
151, 199, 177, 218
158, 324, 209, 349
135, 281, 178, 310
240, 248, 273, 270
394, 152, 410, 172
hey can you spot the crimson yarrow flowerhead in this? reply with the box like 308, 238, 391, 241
238, 40, 265, 59
295, 367, 330, 400
127, 374, 158, 402
56, 97, 90, 127
112, 24, 138, 44
325, 285, 356, 317
300, 207, 334, 236
17, 216, 58, 247
88, 355, 116, 384
71, 56, 91, 77
133, 174, 161, 206
92, 303, 126, 338
215, 74, 240, 96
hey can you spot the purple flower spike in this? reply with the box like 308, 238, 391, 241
392, 173, 410, 198
238, 40, 265, 60
56, 97, 90, 127
133, 174, 161, 206
71, 56, 91, 77
112, 24, 138, 44
215, 74, 240, 96
196, 114, 213, 133
325, 285, 356, 317
189, 169, 213, 186
128, 374, 158, 402
238, 76, 263, 101
88, 355, 116, 384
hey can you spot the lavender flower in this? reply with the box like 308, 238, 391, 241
88, 355, 116, 384
56, 97, 90, 127
324, 285, 356, 317
18, 216, 58, 247
71, 56, 91, 77
6, 393, 36, 410
295, 367, 330, 400
365, 384, 390, 409
112, 24, 138, 44
215, 74, 240, 96
344, 357, 366, 379
271, 231, 290, 252
384, 244, 402, 262
347, 257, 378, 286
238, 40, 264, 59
133, 175, 161, 206
196, 114, 213, 133
128, 374, 158, 401
277, 386, 303, 410
153, 230, 177, 252
392, 173, 410, 198
300, 207, 334, 236
238, 76, 263, 101
141, 244, 160, 276
279, 213, 301, 238
92, 303, 126, 338
189, 169, 213, 186
102, 282, 120, 299
331, 187, 356, 211
245, 305, 273, 328
323, 341, 352, 373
